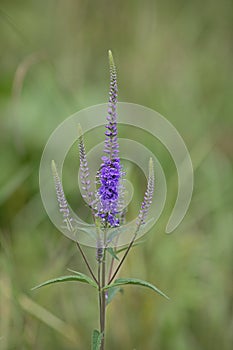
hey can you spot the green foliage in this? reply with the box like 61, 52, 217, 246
0, 165, 32, 205
106, 247, 119, 261
91, 330, 103, 350
106, 286, 123, 306
104, 278, 169, 300
32, 273, 98, 290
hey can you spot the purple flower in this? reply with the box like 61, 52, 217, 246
97, 50, 123, 227
51, 51, 155, 238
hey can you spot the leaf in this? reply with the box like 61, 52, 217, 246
106, 286, 123, 305
91, 329, 103, 350
103, 278, 169, 300
31, 273, 98, 291
106, 247, 119, 261
66, 269, 97, 287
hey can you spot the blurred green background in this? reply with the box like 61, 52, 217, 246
0, 0, 233, 349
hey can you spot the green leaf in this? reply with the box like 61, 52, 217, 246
106, 247, 119, 260
106, 286, 123, 305
32, 273, 98, 291
103, 278, 169, 300
66, 269, 97, 287
91, 329, 103, 350
67, 269, 98, 288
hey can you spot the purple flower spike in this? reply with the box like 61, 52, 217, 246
137, 158, 155, 227
97, 50, 123, 227
51, 160, 73, 232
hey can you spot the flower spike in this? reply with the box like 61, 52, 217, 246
97, 50, 123, 227
77, 124, 93, 205
51, 160, 73, 231
137, 158, 155, 227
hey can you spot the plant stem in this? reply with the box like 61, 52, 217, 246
100, 248, 106, 350
108, 230, 138, 285
108, 253, 115, 283
108, 233, 120, 283
98, 262, 103, 336
75, 242, 98, 285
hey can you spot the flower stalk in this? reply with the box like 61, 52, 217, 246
36, 51, 164, 350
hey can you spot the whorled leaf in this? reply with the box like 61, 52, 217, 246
103, 278, 169, 300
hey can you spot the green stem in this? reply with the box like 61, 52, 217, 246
108, 253, 115, 283
75, 242, 98, 286
98, 263, 103, 336
108, 229, 139, 285
108, 233, 120, 283
100, 247, 106, 350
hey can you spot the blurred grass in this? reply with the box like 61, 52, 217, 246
0, 0, 233, 349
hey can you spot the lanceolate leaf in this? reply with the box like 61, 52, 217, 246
32, 273, 98, 291
91, 329, 103, 350
103, 278, 169, 300
67, 269, 98, 288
